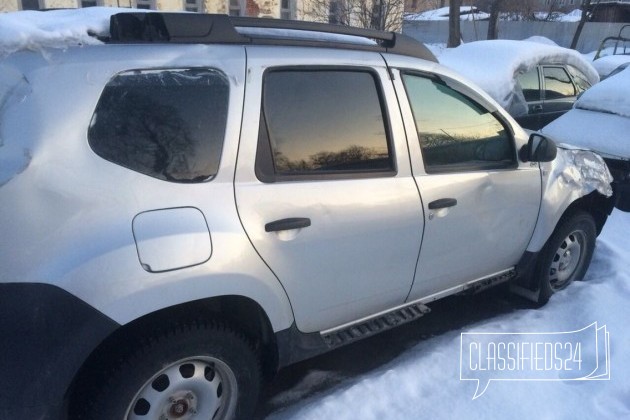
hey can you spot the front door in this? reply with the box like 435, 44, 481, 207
392, 69, 541, 300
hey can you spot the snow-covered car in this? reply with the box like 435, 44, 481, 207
592, 54, 630, 79
0, 10, 620, 420
440, 39, 599, 130
542, 66, 630, 212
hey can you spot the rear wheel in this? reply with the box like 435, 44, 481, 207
535, 211, 596, 304
81, 321, 260, 420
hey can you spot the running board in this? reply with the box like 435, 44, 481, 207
458, 268, 516, 295
321, 302, 431, 348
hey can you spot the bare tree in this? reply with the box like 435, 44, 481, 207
485, 0, 505, 39
302, 0, 405, 31
448, 0, 462, 47
571, 0, 600, 49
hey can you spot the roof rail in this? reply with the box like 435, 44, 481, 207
108, 13, 437, 62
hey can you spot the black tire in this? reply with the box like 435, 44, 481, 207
79, 321, 260, 420
535, 210, 596, 305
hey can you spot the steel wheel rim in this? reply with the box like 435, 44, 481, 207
548, 229, 585, 290
125, 356, 238, 420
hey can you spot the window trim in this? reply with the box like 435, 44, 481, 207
255, 66, 397, 183
400, 70, 518, 175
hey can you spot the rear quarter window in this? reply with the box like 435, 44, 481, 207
89, 68, 229, 183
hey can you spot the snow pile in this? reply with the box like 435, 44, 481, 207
533, 9, 582, 22
439, 39, 599, 116
405, 6, 490, 21
543, 67, 630, 158
592, 55, 630, 78
0, 8, 136, 57
558, 9, 583, 22
268, 210, 630, 419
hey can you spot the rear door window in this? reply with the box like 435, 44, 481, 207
256, 69, 394, 181
89, 68, 229, 183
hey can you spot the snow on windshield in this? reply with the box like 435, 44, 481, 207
542, 67, 630, 158
576, 66, 630, 117
0, 8, 137, 57
439, 39, 599, 116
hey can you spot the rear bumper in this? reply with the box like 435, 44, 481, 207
0, 283, 119, 419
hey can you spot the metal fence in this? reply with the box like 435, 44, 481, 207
402, 20, 630, 53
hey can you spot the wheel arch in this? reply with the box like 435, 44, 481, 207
66, 294, 280, 416
514, 191, 610, 296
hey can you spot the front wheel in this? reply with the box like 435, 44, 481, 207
79, 321, 260, 420
535, 211, 596, 304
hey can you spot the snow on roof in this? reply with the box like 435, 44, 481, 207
0, 8, 136, 58
405, 6, 490, 21
592, 54, 630, 78
542, 67, 630, 158
439, 39, 599, 115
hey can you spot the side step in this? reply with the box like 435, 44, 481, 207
321, 302, 431, 348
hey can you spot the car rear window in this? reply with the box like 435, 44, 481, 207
89, 68, 229, 183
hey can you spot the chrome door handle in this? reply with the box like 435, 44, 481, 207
265, 217, 311, 232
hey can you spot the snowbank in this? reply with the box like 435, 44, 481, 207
268, 209, 630, 419
439, 39, 599, 116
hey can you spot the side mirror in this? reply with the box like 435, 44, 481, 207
519, 133, 557, 163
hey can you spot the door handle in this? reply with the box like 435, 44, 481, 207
265, 217, 311, 232
531, 104, 543, 113
428, 198, 457, 210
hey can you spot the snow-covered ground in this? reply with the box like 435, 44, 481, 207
265, 209, 630, 419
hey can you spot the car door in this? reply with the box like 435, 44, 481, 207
389, 66, 541, 300
541, 65, 578, 126
234, 48, 424, 333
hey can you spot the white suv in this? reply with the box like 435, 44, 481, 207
0, 12, 619, 420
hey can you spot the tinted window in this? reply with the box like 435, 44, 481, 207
261, 70, 393, 177
402, 74, 514, 173
89, 69, 228, 183
543, 67, 576, 99
516, 68, 541, 102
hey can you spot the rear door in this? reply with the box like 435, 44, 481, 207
234, 49, 423, 333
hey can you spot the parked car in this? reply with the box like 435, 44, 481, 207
591, 25, 630, 79
439, 39, 599, 130
0, 11, 619, 420
542, 66, 630, 212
